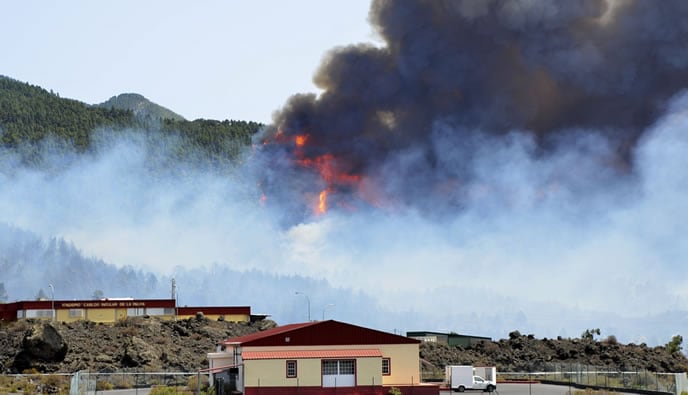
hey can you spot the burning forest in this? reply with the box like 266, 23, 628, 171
3, 0, 688, 343
253, 0, 688, 220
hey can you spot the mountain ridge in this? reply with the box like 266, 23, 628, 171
97, 93, 186, 121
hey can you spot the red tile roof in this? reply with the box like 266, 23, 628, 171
222, 321, 320, 345
242, 349, 383, 360
221, 320, 419, 347
177, 306, 250, 315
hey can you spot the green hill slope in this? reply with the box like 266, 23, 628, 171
0, 76, 134, 153
0, 75, 262, 166
98, 93, 186, 121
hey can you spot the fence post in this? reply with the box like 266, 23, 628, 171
621, 371, 624, 389
529, 372, 532, 395
605, 367, 608, 388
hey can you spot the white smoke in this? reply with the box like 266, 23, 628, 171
2, 95, 688, 344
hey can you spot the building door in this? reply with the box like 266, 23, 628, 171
322, 359, 355, 387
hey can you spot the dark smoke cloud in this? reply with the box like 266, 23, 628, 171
263, 0, 688, 214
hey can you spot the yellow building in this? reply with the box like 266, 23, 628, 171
0, 299, 253, 323
207, 320, 438, 395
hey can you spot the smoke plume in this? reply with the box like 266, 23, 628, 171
2, 0, 688, 344
261, 0, 688, 215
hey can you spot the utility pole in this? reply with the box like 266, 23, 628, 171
295, 291, 311, 321
322, 303, 335, 320
48, 284, 55, 322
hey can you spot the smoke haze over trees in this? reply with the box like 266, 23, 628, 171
2, 1, 688, 346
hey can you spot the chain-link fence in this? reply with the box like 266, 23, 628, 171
0, 372, 72, 394
68, 370, 213, 394
499, 363, 686, 394
419, 361, 688, 394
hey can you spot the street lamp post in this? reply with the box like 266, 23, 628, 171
295, 291, 311, 321
322, 303, 335, 321
48, 284, 55, 322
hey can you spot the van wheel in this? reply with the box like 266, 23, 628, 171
457, 386, 465, 392
486, 384, 495, 392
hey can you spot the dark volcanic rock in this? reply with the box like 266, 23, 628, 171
11, 322, 68, 372
420, 333, 688, 374
22, 322, 68, 361
2, 319, 687, 375
121, 336, 158, 367
1, 317, 275, 373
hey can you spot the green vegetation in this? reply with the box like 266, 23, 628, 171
0, 76, 134, 153
0, 374, 70, 395
581, 328, 601, 341
666, 335, 683, 354
95, 380, 114, 391
98, 93, 186, 121
150, 387, 192, 395
148, 382, 215, 395
0, 75, 262, 167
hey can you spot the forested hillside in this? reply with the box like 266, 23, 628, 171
0, 75, 262, 166
0, 222, 372, 322
98, 93, 186, 121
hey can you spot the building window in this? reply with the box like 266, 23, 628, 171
127, 308, 145, 316
322, 360, 338, 375
286, 360, 297, 378
69, 309, 84, 317
323, 359, 355, 375
322, 360, 356, 387
26, 309, 53, 318
382, 358, 391, 375
144, 308, 164, 316
339, 360, 355, 374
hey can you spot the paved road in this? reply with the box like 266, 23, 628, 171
99, 389, 151, 395
440, 382, 638, 395
102, 383, 641, 395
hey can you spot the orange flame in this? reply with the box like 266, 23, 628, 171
295, 135, 307, 147
261, 128, 380, 215
317, 189, 328, 214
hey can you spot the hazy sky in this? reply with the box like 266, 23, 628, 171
3, 0, 375, 123
3, 0, 688, 345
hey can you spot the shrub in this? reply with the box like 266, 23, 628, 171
96, 381, 114, 391
581, 328, 601, 341
150, 386, 193, 395
110, 374, 135, 389
666, 335, 683, 354
0, 375, 13, 388
388, 387, 402, 395
186, 374, 209, 391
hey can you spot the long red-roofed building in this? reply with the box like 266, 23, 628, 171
0, 298, 258, 323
